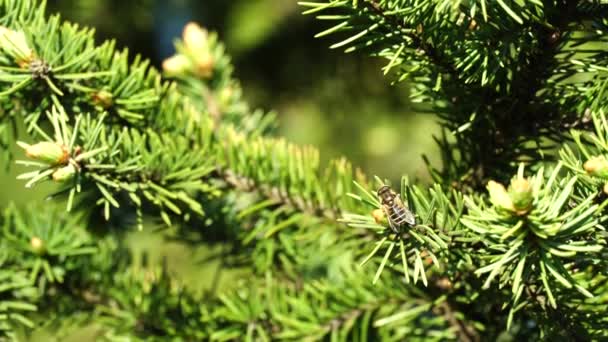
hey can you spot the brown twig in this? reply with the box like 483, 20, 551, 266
222, 169, 339, 220
435, 300, 480, 342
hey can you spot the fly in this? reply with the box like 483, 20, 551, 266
377, 185, 416, 233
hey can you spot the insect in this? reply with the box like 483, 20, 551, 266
377, 185, 416, 233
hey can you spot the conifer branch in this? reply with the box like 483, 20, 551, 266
2, 0, 608, 340
361, 0, 458, 78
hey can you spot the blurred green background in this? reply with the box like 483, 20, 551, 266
2, 2, 441, 336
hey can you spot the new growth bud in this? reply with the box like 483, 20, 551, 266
487, 180, 514, 212
162, 54, 191, 76
194, 53, 214, 79
22, 141, 69, 165
488, 176, 534, 216
219, 86, 234, 107
509, 178, 533, 214
584, 156, 608, 179
183, 22, 215, 78
30, 236, 45, 255
372, 208, 385, 224
52, 163, 77, 183
183, 22, 209, 54
92, 90, 114, 109
162, 22, 216, 78
0, 26, 34, 67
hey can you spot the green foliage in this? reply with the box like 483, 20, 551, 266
0, 260, 36, 339
463, 164, 603, 325
301, 0, 608, 188
0, 202, 91, 339
2, 203, 94, 285
342, 179, 460, 286
206, 271, 459, 341
1, 0, 608, 340
95, 265, 204, 341
562, 108, 608, 195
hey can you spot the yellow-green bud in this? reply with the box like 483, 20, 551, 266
372, 208, 385, 224
182, 22, 208, 54
0, 26, 33, 67
162, 54, 191, 76
584, 156, 608, 179
24, 141, 69, 165
487, 180, 514, 211
194, 52, 214, 78
92, 90, 113, 109
30, 236, 45, 255
509, 178, 533, 215
52, 163, 77, 183
219, 86, 234, 107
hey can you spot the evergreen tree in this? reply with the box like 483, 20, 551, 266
1, 0, 608, 340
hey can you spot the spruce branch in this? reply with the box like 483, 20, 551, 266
1, 0, 359, 238
2, 7, 379, 297
0, 5, 476, 339
0, 202, 93, 339
1, 202, 95, 285
16, 106, 215, 228
561, 108, 608, 200
162, 21, 275, 136
0, 261, 36, 339
360, 0, 459, 79
302, 1, 608, 189
94, 264, 204, 340
218, 128, 367, 220
462, 163, 605, 326
1, 6, 409, 327
205, 271, 462, 341
0, 18, 111, 98
341, 177, 462, 286
2, 0, 608, 339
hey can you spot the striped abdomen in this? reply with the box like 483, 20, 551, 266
388, 203, 415, 226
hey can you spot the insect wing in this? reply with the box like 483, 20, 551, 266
394, 195, 416, 226
382, 204, 400, 233
403, 208, 416, 226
